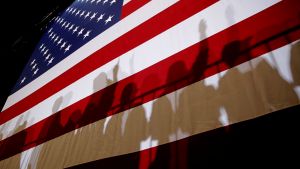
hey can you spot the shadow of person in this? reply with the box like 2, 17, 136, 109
56, 72, 113, 166
148, 96, 174, 169
178, 81, 220, 133
254, 58, 299, 111
147, 19, 214, 168
176, 20, 222, 168
0, 120, 28, 169
147, 61, 189, 169
87, 63, 124, 162
125, 74, 160, 169
81, 72, 114, 126
218, 34, 261, 125
119, 84, 148, 169
191, 20, 209, 82
182, 19, 221, 133
219, 56, 299, 126
14, 121, 28, 169
82, 62, 119, 123
36, 66, 119, 168
40, 96, 64, 142
219, 33, 256, 123
120, 83, 138, 110
96, 83, 140, 166
63, 67, 122, 166
218, 66, 264, 125
211, 55, 299, 167
35, 96, 67, 169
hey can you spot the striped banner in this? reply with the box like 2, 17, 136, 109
1, 0, 300, 168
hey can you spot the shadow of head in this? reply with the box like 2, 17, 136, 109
221, 38, 252, 68
199, 20, 207, 38
52, 96, 63, 113
93, 72, 109, 92
167, 61, 188, 83
120, 83, 138, 109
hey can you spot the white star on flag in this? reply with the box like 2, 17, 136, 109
68, 24, 74, 31
75, 10, 81, 16
64, 44, 72, 53
48, 57, 54, 65
73, 26, 79, 34
62, 21, 66, 28
33, 68, 39, 75
83, 30, 91, 39
65, 22, 70, 29
60, 42, 66, 50
72, 8, 77, 15
103, 0, 108, 5
80, 11, 85, 18
43, 49, 49, 56
78, 28, 85, 37
110, 0, 116, 6
32, 63, 37, 70
48, 28, 52, 34
45, 54, 51, 61
54, 36, 59, 42
20, 77, 26, 84
90, 12, 97, 21
97, 14, 105, 22
84, 12, 91, 19
49, 32, 53, 38
57, 38, 63, 45
30, 59, 35, 65
105, 15, 114, 24
41, 46, 46, 52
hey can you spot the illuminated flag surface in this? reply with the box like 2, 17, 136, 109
1, 0, 300, 168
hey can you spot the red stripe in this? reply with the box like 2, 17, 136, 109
121, 0, 151, 19
0, 0, 219, 125
1, 0, 299, 160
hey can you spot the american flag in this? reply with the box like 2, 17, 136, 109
13, 0, 123, 92
1, 0, 300, 168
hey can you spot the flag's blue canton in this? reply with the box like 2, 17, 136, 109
13, 0, 123, 93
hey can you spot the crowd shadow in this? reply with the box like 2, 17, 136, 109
0, 119, 28, 168
2, 12, 300, 169
37, 17, 300, 168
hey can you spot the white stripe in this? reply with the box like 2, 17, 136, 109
2, 0, 179, 111
123, 0, 131, 6
0, 0, 279, 141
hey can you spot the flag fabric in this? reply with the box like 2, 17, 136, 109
1, 0, 300, 168
12, 0, 123, 93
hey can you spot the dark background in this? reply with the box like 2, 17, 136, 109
0, 0, 73, 110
